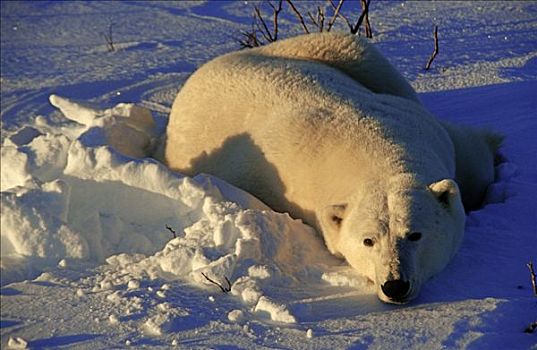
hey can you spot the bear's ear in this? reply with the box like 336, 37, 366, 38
321, 204, 348, 231
320, 204, 348, 256
428, 179, 460, 209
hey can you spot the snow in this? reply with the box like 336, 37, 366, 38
306, 328, 314, 338
1, 1, 536, 349
6, 337, 28, 349
228, 309, 245, 323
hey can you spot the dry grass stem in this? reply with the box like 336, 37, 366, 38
286, 0, 310, 34
361, 0, 372, 37
165, 224, 177, 239
327, 0, 344, 32
269, 0, 283, 40
201, 272, 232, 293
351, 0, 371, 35
239, 1, 283, 48
103, 22, 115, 52
425, 25, 439, 70
308, 6, 326, 32
328, 0, 352, 31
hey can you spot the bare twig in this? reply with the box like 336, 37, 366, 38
238, 31, 260, 48
255, 6, 274, 42
238, 15, 262, 48
286, 0, 310, 34
308, 6, 326, 32
326, 0, 344, 32
103, 22, 115, 52
361, 0, 372, 38
318, 6, 325, 32
425, 25, 439, 70
308, 6, 324, 32
238, 0, 373, 47
224, 276, 231, 290
238, 1, 282, 49
165, 225, 177, 239
201, 272, 232, 293
329, 0, 371, 35
351, 0, 371, 35
308, 11, 318, 27
268, 0, 283, 41
527, 262, 537, 296
328, 0, 353, 32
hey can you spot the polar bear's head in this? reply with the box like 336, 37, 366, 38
320, 177, 465, 304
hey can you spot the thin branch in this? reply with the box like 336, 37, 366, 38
165, 225, 177, 239
268, 0, 283, 41
327, 0, 344, 32
238, 1, 282, 49
308, 11, 318, 27
255, 6, 274, 42
328, 0, 353, 32
201, 272, 232, 293
103, 22, 115, 52
308, 6, 325, 32
286, 0, 310, 34
527, 262, 537, 296
351, 0, 371, 35
425, 25, 439, 70
361, 0, 372, 38
238, 12, 262, 48
238, 30, 260, 48
318, 6, 325, 32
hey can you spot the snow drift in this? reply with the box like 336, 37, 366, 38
1, 95, 371, 323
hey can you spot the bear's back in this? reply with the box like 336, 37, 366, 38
163, 33, 456, 222
254, 32, 420, 103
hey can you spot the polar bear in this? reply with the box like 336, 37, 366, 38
162, 32, 500, 303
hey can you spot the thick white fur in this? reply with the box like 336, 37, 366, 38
162, 32, 498, 302
438, 120, 502, 210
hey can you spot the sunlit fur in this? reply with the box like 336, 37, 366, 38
163, 32, 497, 303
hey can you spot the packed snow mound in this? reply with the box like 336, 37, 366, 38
1, 95, 369, 323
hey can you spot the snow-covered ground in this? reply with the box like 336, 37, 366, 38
1, 1, 536, 349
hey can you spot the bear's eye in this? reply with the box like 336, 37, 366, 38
363, 238, 374, 247
408, 232, 422, 242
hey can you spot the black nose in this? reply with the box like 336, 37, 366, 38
381, 280, 410, 301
